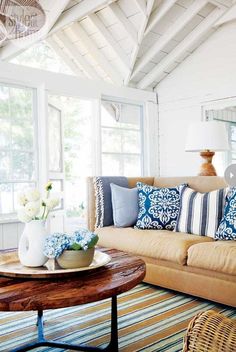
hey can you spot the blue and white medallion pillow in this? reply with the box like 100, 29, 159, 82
215, 188, 236, 240
135, 182, 183, 230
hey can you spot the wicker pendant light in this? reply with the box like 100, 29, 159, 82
0, 0, 45, 43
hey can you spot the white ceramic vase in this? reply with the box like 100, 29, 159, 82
18, 220, 48, 267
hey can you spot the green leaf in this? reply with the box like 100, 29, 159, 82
88, 234, 99, 249
70, 243, 82, 250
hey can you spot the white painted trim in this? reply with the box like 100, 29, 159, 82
0, 62, 156, 102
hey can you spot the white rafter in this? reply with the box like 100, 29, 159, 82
0, 0, 71, 60
46, 37, 85, 78
49, 0, 117, 35
55, 32, 101, 81
71, 22, 123, 85
144, 0, 177, 37
88, 13, 129, 75
125, 0, 155, 85
0, 0, 117, 61
137, 7, 225, 89
109, 2, 137, 44
135, 0, 147, 15
131, 0, 207, 80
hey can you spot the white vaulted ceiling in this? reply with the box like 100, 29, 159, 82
0, 0, 235, 90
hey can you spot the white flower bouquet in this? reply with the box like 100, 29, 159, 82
17, 182, 60, 223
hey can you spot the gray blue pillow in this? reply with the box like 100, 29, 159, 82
135, 182, 182, 230
93, 176, 128, 228
111, 183, 138, 227
215, 188, 236, 240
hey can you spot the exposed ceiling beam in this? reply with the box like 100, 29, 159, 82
71, 22, 123, 85
214, 2, 236, 26
125, 0, 155, 85
131, 0, 208, 80
144, 0, 176, 37
46, 37, 85, 78
134, 0, 147, 15
209, 0, 232, 8
55, 32, 101, 81
137, 7, 225, 89
0, 0, 71, 61
49, 0, 117, 35
109, 2, 137, 44
88, 13, 129, 75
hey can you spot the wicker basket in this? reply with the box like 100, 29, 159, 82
183, 310, 236, 352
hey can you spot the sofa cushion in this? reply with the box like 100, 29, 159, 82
93, 176, 128, 228
96, 227, 212, 265
175, 185, 227, 237
110, 183, 138, 227
215, 187, 236, 240
135, 182, 183, 230
187, 241, 236, 275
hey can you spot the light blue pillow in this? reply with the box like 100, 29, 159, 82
110, 183, 138, 227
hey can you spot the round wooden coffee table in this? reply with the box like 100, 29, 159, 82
0, 248, 145, 352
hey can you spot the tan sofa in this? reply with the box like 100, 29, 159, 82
87, 176, 236, 307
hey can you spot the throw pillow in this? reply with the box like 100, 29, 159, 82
135, 182, 183, 230
93, 176, 128, 228
175, 185, 227, 237
110, 183, 138, 227
215, 188, 236, 240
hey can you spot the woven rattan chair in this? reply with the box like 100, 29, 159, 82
183, 310, 236, 352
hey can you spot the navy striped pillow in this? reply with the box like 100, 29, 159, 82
175, 185, 227, 237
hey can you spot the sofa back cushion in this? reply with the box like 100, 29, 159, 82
153, 176, 227, 192
175, 185, 227, 237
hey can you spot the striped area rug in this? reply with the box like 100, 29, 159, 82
0, 283, 235, 352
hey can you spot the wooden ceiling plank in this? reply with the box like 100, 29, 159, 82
55, 32, 101, 80
144, 0, 177, 37
131, 0, 208, 80
46, 37, 85, 78
125, 0, 155, 85
71, 22, 123, 85
137, 7, 225, 89
109, 2, 137, 44
88, 13, 129, 75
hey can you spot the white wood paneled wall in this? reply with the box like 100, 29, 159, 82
157, 21, 236, 177
0, 222, 24, 249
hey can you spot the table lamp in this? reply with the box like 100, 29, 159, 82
185, 121, 229, 176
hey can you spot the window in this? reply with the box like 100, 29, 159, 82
48, 95, 93, 232
0, 84, 37, 218
11, 40, 74, 76
101, 99, 143, 176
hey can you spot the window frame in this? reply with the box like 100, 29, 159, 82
101, 97, 144, 176
0, 82, 39, 221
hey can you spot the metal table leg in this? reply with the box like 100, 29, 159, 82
10, 296, 119, 352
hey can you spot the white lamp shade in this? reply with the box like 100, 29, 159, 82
185, 121, 229, 152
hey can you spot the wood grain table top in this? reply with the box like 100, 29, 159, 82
0, 248, 146, 311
